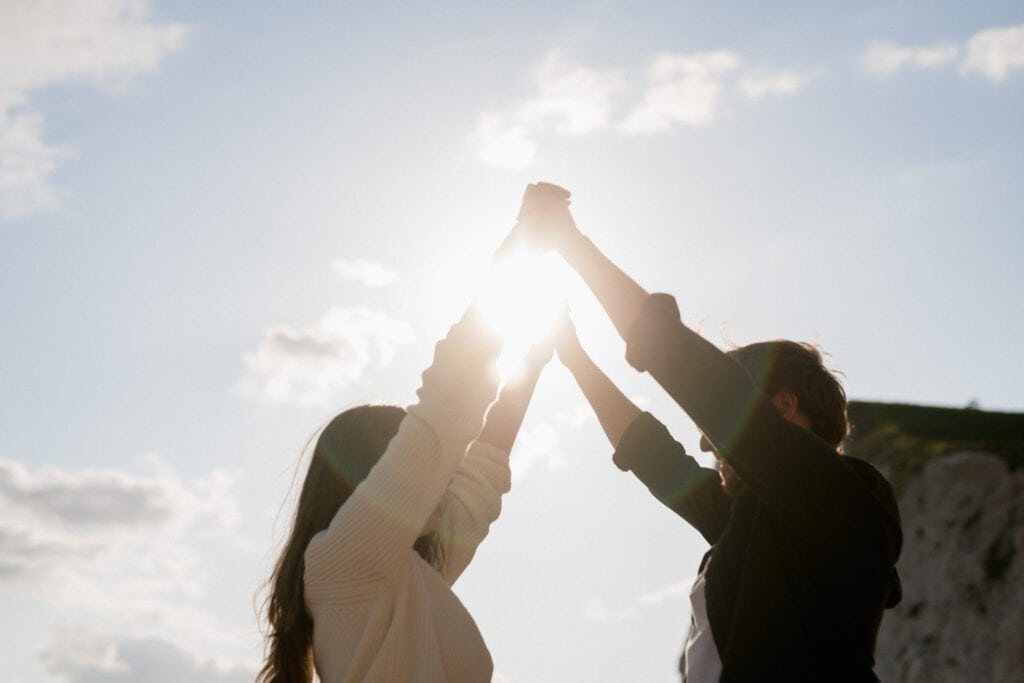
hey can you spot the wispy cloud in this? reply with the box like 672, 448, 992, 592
516, 51, 625, 136
0, 455, 233, 531
0, 0, 188, 220
0, 455, 244, 667
40, 625, 255, 683
237, 306, 416, 406
475, 115, 538, 171
736, 67, 821, 100
584, 596, 638, 623
0, 456, 239, 582
862, 42, 960, 76
585, 576, 694, 623
620, 50, 741, 133
555, 402, 594, 428
960, 24, 1024, 82
510, 421, 567, 480
332, 258, 398, 288
637, 578, 692, 606
473, 51, 623, 170
474, 49, 813, 168
0, 525, 102, 581
863, 23, 1024, 82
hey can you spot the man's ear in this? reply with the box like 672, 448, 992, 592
772, 390, 813, 430
771, 390, 800, 420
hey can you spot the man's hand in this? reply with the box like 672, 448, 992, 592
517, 181, 570, 221
515, 182, 578, 252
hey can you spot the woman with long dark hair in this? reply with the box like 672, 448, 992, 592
257, 188, 558, 682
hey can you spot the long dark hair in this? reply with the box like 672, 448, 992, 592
257, 404, 443, 683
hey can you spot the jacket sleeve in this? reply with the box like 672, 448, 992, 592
614, 411, 732, 544
624, 294, 900, 568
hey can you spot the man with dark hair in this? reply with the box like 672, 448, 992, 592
519, 183, 903, 681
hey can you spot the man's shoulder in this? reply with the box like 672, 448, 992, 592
839, 454, 903, 542
839, 455, 892, 491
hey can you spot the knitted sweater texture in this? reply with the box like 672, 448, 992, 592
303, 320, 507, 682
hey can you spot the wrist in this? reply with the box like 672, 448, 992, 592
557, 347, 586, 373
557, 229, 590, 264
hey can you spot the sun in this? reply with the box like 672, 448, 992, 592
476, 249, 568, 381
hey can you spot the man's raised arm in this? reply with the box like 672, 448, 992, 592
519, 182, 649, 342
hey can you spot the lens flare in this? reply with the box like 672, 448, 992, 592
476, 249, 566, 380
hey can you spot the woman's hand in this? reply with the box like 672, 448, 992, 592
477, 333, 553, 453
522, 331, 555, 370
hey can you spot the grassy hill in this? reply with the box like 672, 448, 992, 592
844, 401, 1024, 494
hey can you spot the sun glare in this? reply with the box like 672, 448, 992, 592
477, 249, 568, 381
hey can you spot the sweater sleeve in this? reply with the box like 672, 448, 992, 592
432, 440, 512, 585
303, 318, 501, 603
624, 293, 900, 567
614, 411, 732, 544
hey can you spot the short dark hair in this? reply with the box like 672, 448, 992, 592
727, 340, 848, 448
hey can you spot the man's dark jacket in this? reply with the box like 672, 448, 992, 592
613, 294, 903, 681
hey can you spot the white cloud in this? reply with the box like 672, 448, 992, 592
0, 455, 248, 678
474, 114, 537, 171
620, 50, 741, 133
862, 42, 960, 76
0, 0, 188, 219
637, 578, 693, 606
737, 67, 818, 100
0, 105, 66, 218
332, 258, 398, 288
473, 51, 622, 169
862, 24, 1024, 83
237, 306, 416, 406
960, 24, 1024, 82
510, 421, 566, 480
0, 525, 102, 580
517, 51, 624, 136
40, 626, 255, 683
475, 49, 814, 166
586, 576, 694, 623
0, 455, 239, 584
1, 457, 185, 528
583, 596, 637, 623
555, 402, 594, 428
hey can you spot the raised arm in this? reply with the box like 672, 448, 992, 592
305, 188, 560, 592
303, 307, 502, 595
624, 294, 901, 565
518, 182, 649, 341
554, 311, 640, 448
434, 339, 554, 584
555, 310, 731, 541
529, 185, 894, 556
477, 339, 553, 452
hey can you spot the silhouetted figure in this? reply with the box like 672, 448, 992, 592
526, 183, 903, 682
257, 194, 553, 683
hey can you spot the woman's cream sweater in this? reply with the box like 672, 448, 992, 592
304, 319, 508, 682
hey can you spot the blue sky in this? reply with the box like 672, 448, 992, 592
1, 2, 1022, 681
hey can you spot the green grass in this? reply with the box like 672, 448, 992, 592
844, 401, 1024, 495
